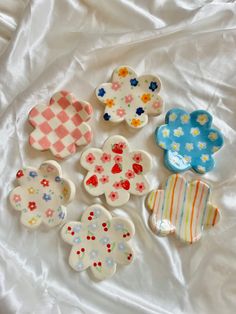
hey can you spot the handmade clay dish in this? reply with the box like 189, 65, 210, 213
29, 90, 93, 159
96, 65, 163, 129
61, 204, 135, 280
9, 160, 75, 229
155, 108, 224, 173
80, 135, 152, 207
146, 174, 220, 244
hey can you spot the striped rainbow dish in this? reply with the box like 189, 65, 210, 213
146, 174, 220, 244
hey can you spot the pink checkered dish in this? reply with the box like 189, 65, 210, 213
29, 91, 93, 159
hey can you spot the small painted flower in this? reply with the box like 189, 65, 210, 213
159, 142, 166, 149
116, 108, 126, 117
109, 191, 119, 201
45, 208, 54, 218
28, 187, 35, 194
141, 93, 151, 103
100, 236, 110, 245
86, 153, 95, 164
132, 153, 142, 163
55, 176, 61, 182
73, 225, 82, 232
197, 165, 206, 173
99, 175, 109, 184
198, 142, 207, 150
185, 143, 194, 151
89, 250, 99, 260
208, 132, 218, 141
103, 113, 111, 121
125, 94, 133, 104
105, 257, 114, 268
77, 261, 84, 271
184, 155, 192, 163
98, 88, 106, 97
118, 142, 126, 149
101, 153, 111, 163
190, 127, 200, 136
95, 165, 104, 174
162, 128, 170, 137
16, 170, 24, 178
125, 170, 135, 179
201, 154, 209, 163
152, 101, 161, 109
136, 182, 145, 193
29, 171, 37, 178
118, 67, 128, 77
136, 107, 144, 116
43, 193, 51, 202
171, 142, 180, 151
212, 146, 220, 153
181, 114, 190, 123
40, 179, 49, 187
112, 82, 121, 91
169, 112, 177, 121
130, 78, 138, 86
63, 187, 68, 198
118, 242, 126, 251
149, 81, 158, 91
173, 127, 184, 137
115, 223, 124, 231
113, 181, 122, 189
105, 99, 115, 108
28, 201, 37, 210
13, 194, 21, 202
197, 114, 208, 125
28, 217, 37, 225
131, 118, 141, 127
58, 211, 65, 220
114, 155, 123, 163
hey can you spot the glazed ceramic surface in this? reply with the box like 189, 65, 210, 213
147, 174, 220, 244
96, 66, 163, 129
61, 204, 135, 280
80, 135, 152, 206
29, 91, 93, 159
9, 160, 75, 229
156, 108, 224, 173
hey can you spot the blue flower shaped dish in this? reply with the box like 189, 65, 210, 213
155, 108, 224, 174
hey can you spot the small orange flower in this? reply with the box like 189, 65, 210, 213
118, 67, 128, 77
141, 93, 151, 103
105, 99, 115, 108
131, 118, 141, 127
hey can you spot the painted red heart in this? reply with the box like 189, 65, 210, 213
86, 175, 98, 187
132, 163, 143, 174
111, 163, 122, 174
121, 180, 130, 190
112, 144, 123, 154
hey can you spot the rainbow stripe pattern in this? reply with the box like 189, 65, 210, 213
147, 174, 220, 244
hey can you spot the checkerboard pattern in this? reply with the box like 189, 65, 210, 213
29, 91, 93, 159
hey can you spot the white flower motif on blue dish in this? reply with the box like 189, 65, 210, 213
190, 127, 200, 137
105, 257, 114, 268
89, 250, 99, 260
198, 142, 207, 150
114, 223, 124, 231
185, 143, 194, 151
173, 127, 184, 137
73, 236, 81, 244
200, 154, 209, 163
77, 261, 84, 271
162, 128, 170, 138
171, 142, 180, 151
118, 242, 126, 251
100, 236, 110, 245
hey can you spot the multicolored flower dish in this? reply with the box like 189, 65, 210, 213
155, 108, 224, 173
9, 160, 75, 229
146, 174, 220, 244
80, 135, 152, 206
96, 66, 163, 129
61, 204, 135, 280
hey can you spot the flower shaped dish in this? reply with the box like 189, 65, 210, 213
96, 66, 163, 129
80, 135, 152, 206
156, 108, 224, 173
61, 204, 135, 280
9, 160, 75, 229
146, 174, 220, 244
29, 90, 93, 159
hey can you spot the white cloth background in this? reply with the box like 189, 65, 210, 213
0, 1, 236, 313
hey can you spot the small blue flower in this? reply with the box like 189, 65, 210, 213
55, 176, 61, 182
105, 257, 114, 268
103, 113, 111, 121
43, 193, 51, 202
73, 237, 81, 244
136, 107, 144, 116
73, 225, 82, 233
94, 208, 101, 216
89, 250, 99, 260
58, 211, 65, 220
77, 261, 84, 271
88, 222, 98, 231
130, 78, 138, 86
100, 236, 110, 245
98, 88, 106, 97
29, 171, 37, 178
149, 81, 158, 92
115, 223, 124, 231
118, 242, 126, 251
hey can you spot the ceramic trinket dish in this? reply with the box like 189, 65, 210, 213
155, 108, 224, 173
29, 91, 93, 159
96, 66, 163, 129
9, 160, 75, 229
61, 204, 135, 280
80, 135, 152, 206
146, 174, 220, 244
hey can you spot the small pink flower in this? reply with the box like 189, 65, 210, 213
101, 153, 111, 163
45, 208, 54, 218
13, 194, 21, 203
125, 170, 135, 179
116, 108, 126, 117
99, 175, 109, 184
86, 153, 95, 164
114, 155, 123, 163
112, 82, 121, 91
133, 153, 142, 163
113, 181, 122, 189
136, 182, 145, 193
95, 165, 104, 174
152, 101, 161, 109
108, 191, 119, 201
118, 142, 126, 149
125, 95, 133, 103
